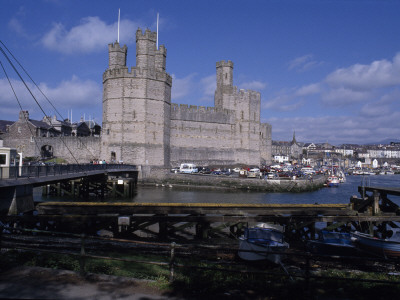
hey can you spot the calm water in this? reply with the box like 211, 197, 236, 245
36, 174, 400, 205
131, 175, 400, 205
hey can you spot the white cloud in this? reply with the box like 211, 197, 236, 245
325, 53, 400, 90
295, 83, 321, 96
288, 54, 324, 72
200, 75, 216, 97
8, 18, 28, 38
171, 73, 197, 100
239, 80, 267, 91
38, 75, 101, 108
321, 87, 373, 105
0, 76, 101, 120
41, 17, 139, 54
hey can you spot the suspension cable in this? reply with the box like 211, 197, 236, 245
0, 41, 98, 165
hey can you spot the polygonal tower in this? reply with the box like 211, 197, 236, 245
101, 28, 172, 167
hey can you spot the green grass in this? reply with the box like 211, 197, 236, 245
2, 250, 400, 299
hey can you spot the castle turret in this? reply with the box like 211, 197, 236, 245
108, 42, 127, 69
136, 28, 157, 69
215, 60, 235, 111
155, 45, 167, 72
216, 60, 233, 87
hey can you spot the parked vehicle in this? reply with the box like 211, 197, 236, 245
170, 167, 180, 173
179, 163, 198, 174
247, 168, 261, 178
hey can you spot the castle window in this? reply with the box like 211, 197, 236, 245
31, 136, 34, 142
225, 73, 228, 79
241, 111, 244, 120
18, 127, 21, 133
107, 129, 110, 135
111, 151, 116, 161
239, 124, 242, 133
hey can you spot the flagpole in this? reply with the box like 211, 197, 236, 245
118, 8, 120, 43
156, 13, 159, 50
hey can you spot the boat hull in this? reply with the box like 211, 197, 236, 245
238, 239, 289, 264
352, 232, 400, 258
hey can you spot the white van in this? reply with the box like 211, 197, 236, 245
180, 163, 198, 174
301, 167, 315, 175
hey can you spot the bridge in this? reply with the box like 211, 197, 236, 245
0, 164, 138, 215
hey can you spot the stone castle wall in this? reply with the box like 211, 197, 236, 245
5, 136, 100, 163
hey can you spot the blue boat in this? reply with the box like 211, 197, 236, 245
238, 223, 289, 264
351, 230, 400, 258
307, 231, 357, 256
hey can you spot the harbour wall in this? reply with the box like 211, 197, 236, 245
139, 168, 326, 192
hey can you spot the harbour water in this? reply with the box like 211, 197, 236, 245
35, 174, 400, 205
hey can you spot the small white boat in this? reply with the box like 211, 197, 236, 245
238, 223, 289, 264
326, 175, 339, 187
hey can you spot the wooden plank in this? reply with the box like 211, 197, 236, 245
36, 202, 352, 216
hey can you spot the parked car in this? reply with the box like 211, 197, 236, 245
170, 167, 180, 173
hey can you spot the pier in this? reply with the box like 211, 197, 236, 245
0, 164, 138, 215
0, 184, 398, 244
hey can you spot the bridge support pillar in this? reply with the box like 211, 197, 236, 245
0, 185, 34, 215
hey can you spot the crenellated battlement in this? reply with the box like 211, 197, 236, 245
171, 103, 235, 124
136, 28, 157, 41
216, 60, 234, 68
103, 66, 172, 86
157, 45, 167, 55
108, 42, 127, 52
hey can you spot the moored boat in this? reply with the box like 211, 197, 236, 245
306, 231, 357, 256
238, 223, 289, 264
325, 175, 339, 187
351, 230, 400, 258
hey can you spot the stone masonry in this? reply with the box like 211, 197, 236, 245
101, 28, 272, 168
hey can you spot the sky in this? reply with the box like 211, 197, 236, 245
1, 0, 400, 145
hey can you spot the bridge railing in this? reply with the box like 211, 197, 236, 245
0, 164, 136, 180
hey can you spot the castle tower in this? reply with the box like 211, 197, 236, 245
101, 28, 172, 167
214, 60, 235, 111
108, 42, 127, 69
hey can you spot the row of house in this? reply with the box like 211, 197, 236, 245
0, 111, 101, 139
272, 132, 400, 164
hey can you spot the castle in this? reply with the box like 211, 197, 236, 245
1, 28, 272, 168
100, 28, 272, 167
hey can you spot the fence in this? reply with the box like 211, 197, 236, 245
1, 224, 400, 292
0, 164, 136, 180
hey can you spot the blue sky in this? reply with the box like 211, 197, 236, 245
1, 0, 400, 145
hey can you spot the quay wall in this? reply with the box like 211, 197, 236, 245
138, 169, 326, 192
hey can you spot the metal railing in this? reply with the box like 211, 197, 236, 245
0, 164, 137, 180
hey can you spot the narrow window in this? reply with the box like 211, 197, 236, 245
18, 127, 21, 133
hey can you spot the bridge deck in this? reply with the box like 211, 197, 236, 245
0, 166, 137, 188
358, 186, 400, 196
36, 202, 354, 216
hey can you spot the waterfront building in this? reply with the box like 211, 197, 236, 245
271, 132, 302, 163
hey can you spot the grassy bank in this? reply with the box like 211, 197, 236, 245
2, 249, 400, 300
